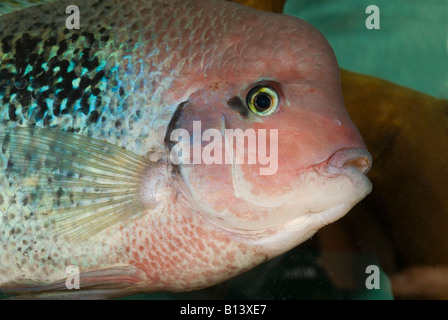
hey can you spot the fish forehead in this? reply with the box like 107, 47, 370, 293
217, 14, 335, 78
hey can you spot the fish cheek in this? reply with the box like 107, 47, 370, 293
168, 100, 255, 226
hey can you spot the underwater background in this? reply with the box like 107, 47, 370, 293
284, 0, 447, 100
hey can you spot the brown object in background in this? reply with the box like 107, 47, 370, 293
340, 69, 448, 270
228, 0, 286, 13
336, 70, 448, 298
319, 70, 448, 299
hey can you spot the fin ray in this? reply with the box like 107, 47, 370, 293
0, 126, 154, 242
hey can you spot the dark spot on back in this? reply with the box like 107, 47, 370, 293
89, 110, 100, 123
101, 34, 110, 42
82, 32, 95, 46
8, 104, 17, 121
57, 40, 68, 57
55, 187, 63, 206
56, 188, 63, 198
1, 35, 14, 53
71, 33, 80, 42
91, 70, 105, 88
44, 36, 57, 48
80, 91, 91, 115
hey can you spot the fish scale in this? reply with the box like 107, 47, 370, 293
0, 0, 184, 152
0, 0, 372, 298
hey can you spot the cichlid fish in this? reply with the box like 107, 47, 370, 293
0, 0, 372, 298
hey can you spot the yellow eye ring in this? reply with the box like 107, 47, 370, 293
246, 86, 279, 116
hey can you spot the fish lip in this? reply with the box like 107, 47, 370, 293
312, 202, 351, 227
325, 148, 372, 175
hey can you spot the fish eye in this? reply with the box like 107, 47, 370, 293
246, 86, 279, 116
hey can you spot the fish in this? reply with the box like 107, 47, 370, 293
0, 0, 372, 299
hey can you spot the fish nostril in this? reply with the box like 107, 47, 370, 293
343, 156, 371, 174
327, 148, 373, 175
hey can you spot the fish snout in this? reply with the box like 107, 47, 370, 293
325, 148, 372, 175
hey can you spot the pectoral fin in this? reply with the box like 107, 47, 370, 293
0, 127, 155, 242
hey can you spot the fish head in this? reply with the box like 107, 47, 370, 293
166, 6, 372, 254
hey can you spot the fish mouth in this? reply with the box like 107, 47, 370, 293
311, 147, 372, 226
324, 148, 372, 176
311, 148, 373, 230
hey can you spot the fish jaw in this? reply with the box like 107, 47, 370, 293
229, 203, 354, 260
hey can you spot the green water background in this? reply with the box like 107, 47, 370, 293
284, 0, 448, 99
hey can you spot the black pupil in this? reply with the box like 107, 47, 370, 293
254, 93, 272, 111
